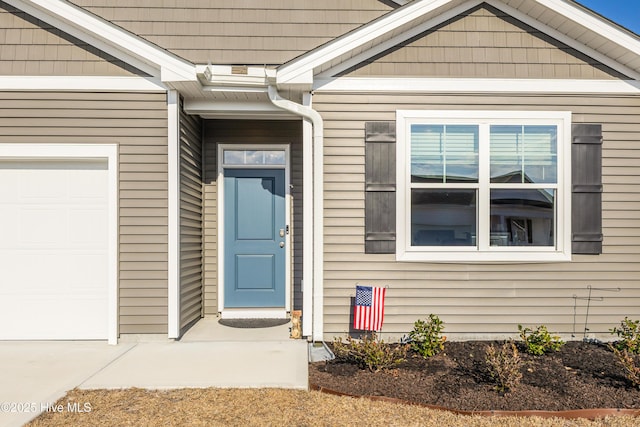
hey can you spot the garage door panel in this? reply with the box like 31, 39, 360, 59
20, 208, 67, 245
0, 159, 110, 340
0, 295, 107, 340
68, 163, 108, 199
69, 209, 108, 246
6, 252, 106, 288
20, 169, 67, 200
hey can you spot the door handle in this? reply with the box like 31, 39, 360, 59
279, 242, 285, 248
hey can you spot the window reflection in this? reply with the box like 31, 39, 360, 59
490, 125, 557, 183
411, 124, 479, 183
411, 189, 477, 246
490, 189, 555, 246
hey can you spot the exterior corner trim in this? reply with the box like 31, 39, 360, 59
167, 90, 181, 338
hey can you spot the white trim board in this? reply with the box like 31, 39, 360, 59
167, 90, 181, 339
314, 78, 640, 94
0, 143, 119, 344
0, 76, 165, 92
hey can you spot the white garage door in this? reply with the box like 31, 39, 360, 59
0, 159, 109, 339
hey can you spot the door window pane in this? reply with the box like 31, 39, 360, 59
411, 124, 479, 183
223, 150, 286, 165
490, 189, 555, 246
411, 189, 476, 246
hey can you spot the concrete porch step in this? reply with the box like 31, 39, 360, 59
80, 317, 308, 390
80, 340, 308, 390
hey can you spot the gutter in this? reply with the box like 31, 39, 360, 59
267, 85, 324, 342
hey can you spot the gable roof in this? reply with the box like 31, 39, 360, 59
276, 0, 640, 87
5, 0, 640, 94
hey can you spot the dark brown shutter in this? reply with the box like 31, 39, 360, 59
365, 122, 396, 254
571, 124, 603, 255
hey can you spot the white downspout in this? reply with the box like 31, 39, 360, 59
267, 85, 324, 341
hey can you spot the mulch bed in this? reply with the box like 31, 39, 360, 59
309, 340, 640, 412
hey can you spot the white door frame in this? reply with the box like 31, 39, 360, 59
0, 143, 119, 344
217, 144, 292, 319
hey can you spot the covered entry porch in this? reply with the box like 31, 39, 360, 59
166, 79, 324, 341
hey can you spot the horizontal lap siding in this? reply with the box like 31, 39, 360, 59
202, 137, 218, 315
179, 101, 203, 331
69, 0, 393, 65
314, 92, 640, 341
201, 120, 303, 315
0, 1, 144, 76
0, 91, 168, 335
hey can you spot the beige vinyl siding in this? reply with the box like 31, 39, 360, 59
202, 120, 303, 315
179, 99, 203, 332
344, 4, 627, 79
69, 0, 394, 65
0, 91, 168, 335
0, 1, 145, 76
314, 91, 640, 340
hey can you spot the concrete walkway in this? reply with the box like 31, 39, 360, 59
0, 319, 308, 427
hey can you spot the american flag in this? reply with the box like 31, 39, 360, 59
353, 285, 386, 331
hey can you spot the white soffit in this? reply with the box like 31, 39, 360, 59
279, 0, 640, 86
5, 0, 196, 83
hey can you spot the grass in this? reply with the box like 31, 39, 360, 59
26, 388, 640, 427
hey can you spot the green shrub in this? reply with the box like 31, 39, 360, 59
518, 324, 565, 356
408, 314, 446, 358
332, 333, 408, 373
610, 317, 640, 354
485, 341, 523, 393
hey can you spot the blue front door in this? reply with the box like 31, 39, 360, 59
224, 169, 286, 308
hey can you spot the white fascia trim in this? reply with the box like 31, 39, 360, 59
0, 76, 165, 92
0, 143, 119, 344
5, 0, 196, 82
277, 0, 459, 85
167, 90, 181, 339
314, 77, 640, 93
486, 0, 640, 81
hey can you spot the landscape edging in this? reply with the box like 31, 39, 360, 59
309, 383, 640, 420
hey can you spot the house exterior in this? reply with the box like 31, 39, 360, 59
0, 0, 638, 344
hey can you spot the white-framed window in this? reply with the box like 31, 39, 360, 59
396, 110, 572, 262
